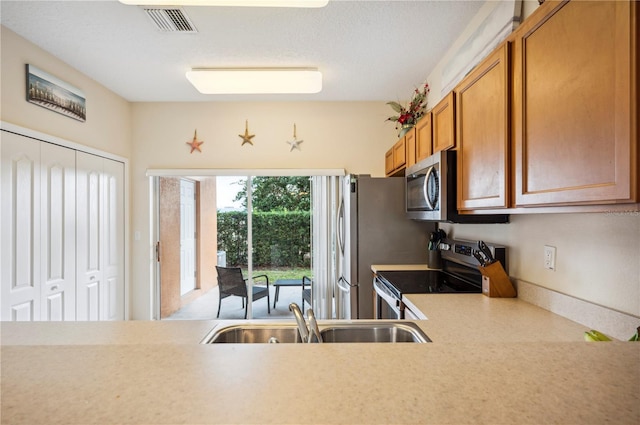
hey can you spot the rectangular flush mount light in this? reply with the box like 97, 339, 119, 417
186, 68, 322, 94
119, 1, 328, 7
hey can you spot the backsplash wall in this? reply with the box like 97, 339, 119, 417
439, 212, 640, 318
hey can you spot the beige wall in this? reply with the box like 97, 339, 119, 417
129, 101, 398, 318
0, 27, 131, 158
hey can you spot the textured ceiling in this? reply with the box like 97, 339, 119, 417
1, 0, 485, 102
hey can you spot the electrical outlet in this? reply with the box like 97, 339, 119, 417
544, 245, 556, 271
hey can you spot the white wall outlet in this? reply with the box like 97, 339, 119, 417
544, 245, 556, 271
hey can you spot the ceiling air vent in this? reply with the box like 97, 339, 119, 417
143, 7, 197, 33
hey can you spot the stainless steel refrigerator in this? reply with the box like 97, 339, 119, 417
336, 175, 435, 319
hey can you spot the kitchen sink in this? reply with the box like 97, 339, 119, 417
319, 322, 430, 343
202, 324, 303, 343
201, 321, 430, 344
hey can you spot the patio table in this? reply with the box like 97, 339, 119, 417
272, 279, 302, 308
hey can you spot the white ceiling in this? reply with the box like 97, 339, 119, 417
1, 0, 485, 102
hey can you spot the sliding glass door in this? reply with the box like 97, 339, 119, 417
216, 176, 312, 319
152, 169, 344, 321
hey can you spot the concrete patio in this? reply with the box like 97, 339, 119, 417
166, 284, 307, 320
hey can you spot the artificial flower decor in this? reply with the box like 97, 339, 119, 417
386, 83, 430, 137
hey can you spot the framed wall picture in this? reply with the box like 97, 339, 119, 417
26, 64, 86, 122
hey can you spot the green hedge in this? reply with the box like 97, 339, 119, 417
217, 211, 311, 268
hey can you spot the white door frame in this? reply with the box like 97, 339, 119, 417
180, 178, 197, 296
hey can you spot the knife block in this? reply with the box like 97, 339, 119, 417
479, 261, 516, 298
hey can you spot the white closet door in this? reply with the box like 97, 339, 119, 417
76, 152, 104, 321
1, 132, 41, 321
102, 159, 124, 320
40, 142, 76, 321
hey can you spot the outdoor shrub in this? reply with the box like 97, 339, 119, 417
217, 211, 311, 268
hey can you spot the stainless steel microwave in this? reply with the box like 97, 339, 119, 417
405, 150, 508, 223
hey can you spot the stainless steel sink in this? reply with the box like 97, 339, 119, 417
202, 324, 303, 343
201, 321, 430, 344
319, 322, 430, 343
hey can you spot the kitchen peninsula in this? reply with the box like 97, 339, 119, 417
2, 296, 638, 424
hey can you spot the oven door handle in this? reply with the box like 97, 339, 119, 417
373, 277, 399, 309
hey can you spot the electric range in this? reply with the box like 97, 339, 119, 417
373, 239, 506, 319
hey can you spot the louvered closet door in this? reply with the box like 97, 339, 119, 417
41, 142, 76, 321
1, 133, 41, 321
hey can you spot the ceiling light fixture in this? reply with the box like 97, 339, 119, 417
185, 68, 322, 94
119, 1, 328, 8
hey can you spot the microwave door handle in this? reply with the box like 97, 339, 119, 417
424, 166, 436, 210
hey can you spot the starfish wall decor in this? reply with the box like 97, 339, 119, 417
285, 123, 304, 152
186, 129, 204, 153
239, 120, 255, 146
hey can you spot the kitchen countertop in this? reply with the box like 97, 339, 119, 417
402, 293, 591, 343
2, 297, 639, 424
371, 263, 433, 272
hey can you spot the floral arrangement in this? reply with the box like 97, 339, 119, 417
386, 83, 430, 135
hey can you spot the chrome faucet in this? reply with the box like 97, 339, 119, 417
289, 303, 309, 342
306, 308, 323, 343
289, 302, 323, 343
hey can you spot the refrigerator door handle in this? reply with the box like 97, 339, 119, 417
337, 197, 345, 255
336, 276, 355, 292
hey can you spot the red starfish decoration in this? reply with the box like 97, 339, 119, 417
187, 130, 204, 153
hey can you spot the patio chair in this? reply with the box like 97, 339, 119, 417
302, 275, 312, 308
215, 266, 270, 319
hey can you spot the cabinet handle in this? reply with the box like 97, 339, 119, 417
51, 285, 58, 291
90, 276, 96, 280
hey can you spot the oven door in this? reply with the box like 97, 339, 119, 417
373, 276, 401, 319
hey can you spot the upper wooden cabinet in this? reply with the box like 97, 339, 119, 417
384, 148, 394, 175
393, 135, 407, 170
385, 134, 410, 176
455, 42, 511, 210
513, 0, 638, 206
432, 92, 455, 153
405, 127, 417, 167
414, 113, 432, 162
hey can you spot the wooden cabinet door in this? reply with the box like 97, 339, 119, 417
415, 113, 432, 162
513, 0, 637, 206
393, 137, 406, 170
405, 128, 417, 167
455, 42, 511, 210
432, 92, 455, 153
384, 148, 394, 176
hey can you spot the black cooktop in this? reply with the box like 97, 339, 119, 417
377, 268, 481, 297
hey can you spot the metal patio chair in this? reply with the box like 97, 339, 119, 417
302, 275, 312, 308
215, 266, 270, 319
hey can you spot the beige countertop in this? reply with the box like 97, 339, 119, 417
371, 263, 433, 272
402, 293, 591, 343
2, 297, 639, 424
